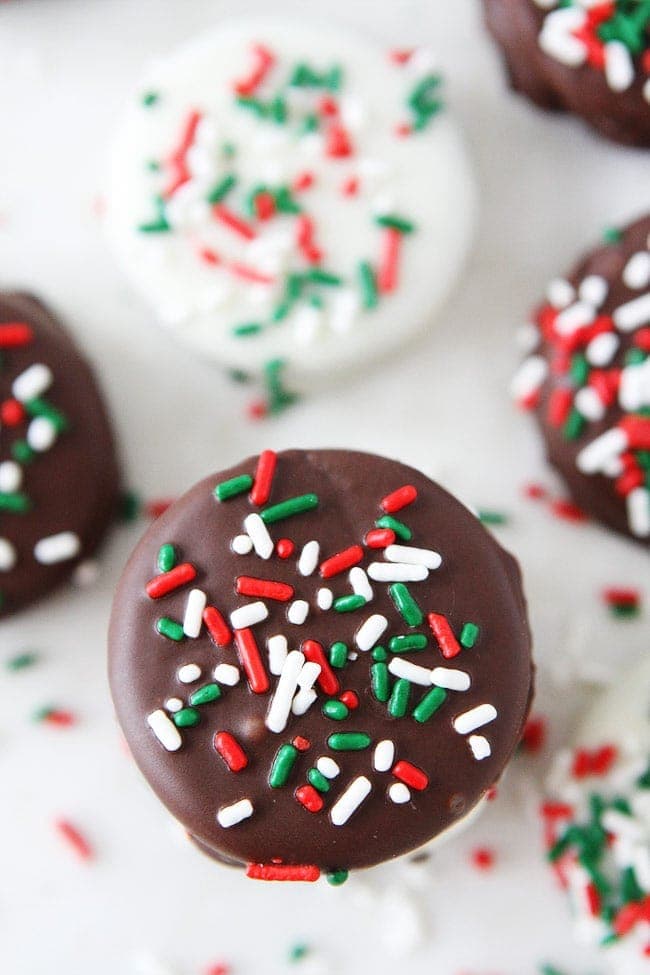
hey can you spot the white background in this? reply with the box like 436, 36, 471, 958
0, 2, 648, 974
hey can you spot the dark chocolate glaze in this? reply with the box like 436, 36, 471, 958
109, 450, 533, 875
482, 0, 650, 148
0, 292, 120, 616
524, 215, 650, 545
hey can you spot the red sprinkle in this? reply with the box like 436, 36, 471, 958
205, 965, 230, 975
295, 784, 324, 813
253, 190, 276, 221
0, 399, 25, 426
145, 563, 197, 599
202, 606, 232, 647
43, 709, 76, 728
470, 847, 496, 871
234, 628, 269, 694
228, 262, 274, 285
324, 122, 353, 158
213, 732, 248, 772
390, 48, 415, 64
0, 322, 33, 348
163, 110, 202, 199
292, 171, 315, 192
296, 214, 323, 265
276, 538, 295, 559
428, 612, 461, 659
197, 246, 221, 266
602, 587, 640, 608
547, 387, 573, 428
550, 499, 588, 523
233, 43, 276, 97
377, 227, 402, 294
585, 882, 601, 917
381, 484, 418, 513
392, 760, 429, 791
302, 639, 340, 696
246, 862, 320, 882
520, 716, 547, 755
339, 690, 359, 710
571, 744, 618, 779
144, 498, 175, 519
236, 576, 294, 602
522, 482, 547, 501
395, 121, 412, 138
620, 415, 650, 450
293, 735, 311, 752
55, 819, 93, 861
250, 449, 277, 506
318, 94, 339, 117
364, 528, 396, 548
341, 175, 359, 197
213, 203, 257, 241
319, 545, 364, 579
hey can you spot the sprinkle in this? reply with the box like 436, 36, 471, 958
388, 677, 411, 717
329, 641, 348, 669
322, 700, 348, 720
371, 661, 390, 701
328, 732, 371, 751
302, 639, 339, 695
266, 651, 305, 733
478, 509, 508, 525
375, 515, 412, 540
213, 203, 256, 241
388, 657, 431, 686
156, 617, 184, 641
165, 697, 183, 713
269, 743, 299, 788
384, 543, 441, 570
317, 587, 333, 610
471, 847, 495, 871
412, 686, 447, 722
377, 227, 402, 293
373, 739, 395, 772
623, 252, 650, 290
34, 531, 80, 565
0, 538, 17, 571
355, 614, 388, 651
614, 293, 650, 332
215, 473, 253, 502
358, 261, 378, 309
230, 601, 268, 630
460, 622, 480, 648
12, 363, 52, 402
389, 783, 411, 804
365, 528, 395, 548
0, 461, 22, 493
147, 709, 182, 751
261, 494, 319, 524
243, 512, 274, 559
287, 599, 309, 624
246, 863, 320, 882
5, 650, 38, 671
468, 735, 491, 760
0, 321, 33, 348
376, 214, 416, 234
146, 563, 197, 599
389, 582, 423, 626
519, 715, 546, 754
453, 704, 497, 735
320, 544, 364, 578
189, 683, 221, 706
316, 756, 340, 778
266, 634, 288, 676
298, 540, 320, 576
27, 417, 57, 452
389, 633, 427, 653
430, 667, 471, 691
236, 576, 294, 601
55, 819, 93, 861
276, 538, 295, 559
206, 173, 237, 205
333, 593, 367, 612
217, 798, 254, 828
177, 664, 201, 683
367, 562, 428, 582
213, 664, 240, 686
202, 606, 232, 647
157, 543, 176, 573
330, 775, 372, 825
213, 731, 248, 772
577, 428, 628, 474
349, 566, 373, 602
604, 40, 635, 92
234, 628, 269, 693
628, 487, 650, 537
292, 687, 318, 716
392, 760, 428, 790
428, 612, 461, 659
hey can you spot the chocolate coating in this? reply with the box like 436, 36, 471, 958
0, 292, 120, 615
483, 0, 650, 148
513, 215, 650, 545
109, 449, 533, 876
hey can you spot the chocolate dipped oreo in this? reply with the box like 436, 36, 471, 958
109, 449, 533, 880
511, 215, 650, 544
483, 0, 650, 148
0, 292, 120, 616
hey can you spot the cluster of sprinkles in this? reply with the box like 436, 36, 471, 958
512, 227, 650, 539
535, 0, 650, 102
543, 740, 650, 961
0, 319, 80, 605
141, 450, 496, 882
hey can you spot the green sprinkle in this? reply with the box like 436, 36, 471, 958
299, 113, 320, 134
137, 195, 170, 234
189, 683, 221, 706
358, 260, 378, 309
621, 864, 643, 903
11, 441, 35, 464
274, 186, 301, 214
328, 732, 371, 751
214, 473, 253, 502
305, 268, 342, 286
371, 662, 390, 702
570, 353, 589, 387
477, 509, 508, 526
322, 700, 349, 721
610, 603, 640, 619
389, 583, 423, 627
602, 226, 622, 245
5, 651, 38, 671
222, 141, 236, 159
141, 90, 159, 107
375, 214, 416, 234
146, 159, 160, 172
157, 543, 176, 573
308, 768, 331, 793
372, 645, 387, 662
156, 617, 184, 641
413, 685, 447, 723
25, 398, 68, 431
207, 173, 237, 205
173, 707, 200, 728
264, 358, 299, 415
288, 944, 309, 963
460, 622, 480, 648
326, 869, 349, 886
375, 515, 412, 541
260, 493, 318, 524
0, 491, 31, 513
329, 642, 348, 668
333, 594, 367, 613
563, 408, 586, 441
118, 490, 141, 522
389, 634, 428, 653
388, 678, 411, 718
269, 743, 298, 788
232, 322, 264, 337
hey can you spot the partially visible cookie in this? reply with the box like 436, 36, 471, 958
0, 292, 120, 615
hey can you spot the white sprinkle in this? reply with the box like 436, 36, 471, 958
586, 330, 618, 367
266, 650, 305, 733
453, 703, 497, 735
147, 709, 181, 751
177, 663, 201, 684
267, 634, 288, 676
0, 538, 16, 572
317, 587, 333, 610
645, 78, 650, 104
578, 275, 608, 308
384, 544, 442, 570
389, 782, 411, 804
213, 663, 240, 686
355, 614, 388, 651
293, 304, 321, 346
329, 288, 360, 334
619, 359, 650, 412
291, 687, 317, 716
297, 660, 321, 690
243, 513, 273, 560
217, 798, 253, 828
0, 460, 21, 493
349, 566, 373, 602
613, 293, 650, 332
165, 697, 183, 713
367, 562, 428, 583
388, 657, 432, 686
373, 739, 395, 772
430, 667, 471, 692
232, 533, 253, 555
546, 277, 575, 309
183, 588, 206, 638
627, 487, 650, 538
287, 599, 309, 625
539, 10, 587, 67
469, 735, 491, 761
34, 531, 80, 565
27, 416, 57, 452
12, 363, 52, 402
574, 386, 606, 422
297, 539, 319, 576
510, 355, 547, 401
555, 301, 595, 335
577, 427, 628, 474
230, 601, 268, 630
623, 252, 650, 290
601, 809, 644, 842
330, 776, 372, 826
604, 40, 634, 92
316, 757, 340, 779
71, 559, 99, 588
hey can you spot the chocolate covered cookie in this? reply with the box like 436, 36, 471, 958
0, 292, 120, 616
483, 0, 650, 147
512, 215, 650, 544
109, 449, 533, 881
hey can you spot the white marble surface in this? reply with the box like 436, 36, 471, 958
0, 2, 648, 974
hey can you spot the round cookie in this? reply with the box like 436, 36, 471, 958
511, 214, 650, 544
106, 20, 475, 396
109, 449, 533, 880
483, 0, 650, 148
0, 292, 120, 616
543, 654, 650, 971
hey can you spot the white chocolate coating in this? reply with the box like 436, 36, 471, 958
106, 19, 476, 389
